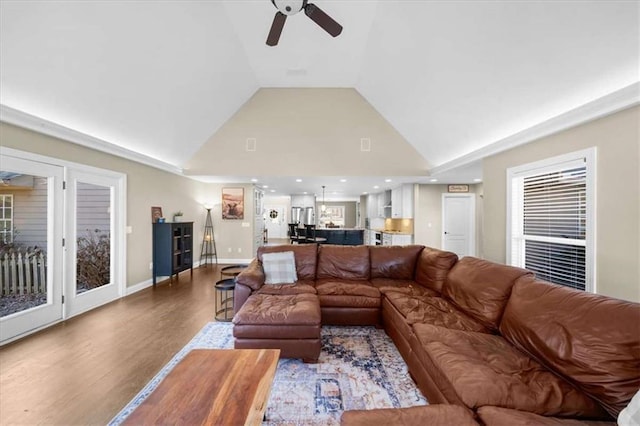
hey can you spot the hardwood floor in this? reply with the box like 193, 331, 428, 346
0, 265, 226, 425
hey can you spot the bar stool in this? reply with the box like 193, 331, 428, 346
288, 223, 300, 244
304, 225, 326, 244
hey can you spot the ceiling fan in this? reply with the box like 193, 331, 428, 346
266, 0, 343, 46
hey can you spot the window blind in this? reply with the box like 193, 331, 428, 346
511, 162, 589, 292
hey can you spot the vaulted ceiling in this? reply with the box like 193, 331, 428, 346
1, 1, 638, 197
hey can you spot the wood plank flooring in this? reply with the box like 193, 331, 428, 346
0, 265, 225, 425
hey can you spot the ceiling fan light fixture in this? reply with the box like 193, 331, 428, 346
266, 0, 342, 46
272, 0, 305, 16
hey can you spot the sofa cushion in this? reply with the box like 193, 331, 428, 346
233, 293, 321, 327
255, 280, 317, 296
262, 251, 298, 284
477, 406, 615, 425
316, 245, 370, 280
370, 245, 424, 280
341, 405, 479, 426
258, 244, 318, 281
371, 278, 438, 296
413, 323, 608, 418
235, 258, 265, 291
414, 247, 458, 293
499, 277, 640, 419
442, 257, 532, 330
316, 279, 380, 308
386, 293, 489, 332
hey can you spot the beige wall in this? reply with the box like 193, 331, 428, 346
483, 106, 640, 302
0, 123, 255, 288
185, 88, 430, 176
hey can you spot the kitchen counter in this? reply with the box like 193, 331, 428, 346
314, 228, 364, 245
369, 228, 413, 235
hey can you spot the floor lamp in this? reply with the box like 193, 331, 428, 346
200, 207, 217, 266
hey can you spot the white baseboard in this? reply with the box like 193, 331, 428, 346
126, 278, 154, 295
217, 258, 253, 264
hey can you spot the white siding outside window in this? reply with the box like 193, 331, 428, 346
0, 194, 14, 243
507, 148, 596, 292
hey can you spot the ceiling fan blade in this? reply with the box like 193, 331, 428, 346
266, 11, 287, 46
304, 3, 342, 37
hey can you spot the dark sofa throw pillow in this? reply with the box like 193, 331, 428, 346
262, 251, 298, 285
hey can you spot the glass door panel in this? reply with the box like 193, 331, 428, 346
75, 182, 111, 295
0, 157, 63, 344
65, 169, 123, 317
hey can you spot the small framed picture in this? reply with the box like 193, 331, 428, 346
447, 184, 469, 193
151, 206, 163, 223
222, 188, 244, 220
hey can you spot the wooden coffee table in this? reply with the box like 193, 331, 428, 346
123, 349, 280, 425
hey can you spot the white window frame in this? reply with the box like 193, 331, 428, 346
0, 194, 14, 243
506, 147, 596, 293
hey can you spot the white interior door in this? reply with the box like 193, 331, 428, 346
0, 155, 64, 344
264, 206, 287, 239
442, 194, 476, 258
64, 168, 125, 317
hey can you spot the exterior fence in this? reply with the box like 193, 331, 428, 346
0, 249, 47, 296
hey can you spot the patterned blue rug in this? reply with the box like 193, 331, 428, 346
109, 322, 427, 425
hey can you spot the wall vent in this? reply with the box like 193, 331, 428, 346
246, 138, 257, 152
360, 138, 371, 152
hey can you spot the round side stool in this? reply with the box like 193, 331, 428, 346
214, 278, 235, 322
220, 264, 248, 280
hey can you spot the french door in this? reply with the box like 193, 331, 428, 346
0, 156, 64, 343
0, 148, 126, 344
64, 169, 125, 317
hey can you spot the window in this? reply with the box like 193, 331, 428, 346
507, 148, 596, 292
0, 194, 14, 244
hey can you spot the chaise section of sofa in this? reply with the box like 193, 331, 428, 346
499, 276, 640, 419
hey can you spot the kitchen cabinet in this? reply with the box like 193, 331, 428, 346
253, 187, 264, 254
391, 184, 414, 218
291, 194, 316, 208
382, 232, 413, 246
366, 193, 377, 219
392, 233, 413, 245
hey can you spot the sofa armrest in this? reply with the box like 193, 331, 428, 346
233, 282, 253, 315
236, 258, 265, 291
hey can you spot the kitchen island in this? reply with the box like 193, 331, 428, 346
314, 228, 364, 245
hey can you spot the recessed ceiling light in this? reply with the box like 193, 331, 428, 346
296, 178, 302, 182
250, 178, 258, 182
340, 179, 347, 183
363, 192, 368, 195
385, 179, 392, 183
429, 179, 438, 183
303, 191, 308, 194
263, 185, 269, 188
473, 178, 482, 182
270, 189, 276, 193
373, 185, 380, 189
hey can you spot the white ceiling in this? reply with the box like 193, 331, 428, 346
1, 1, 638, 198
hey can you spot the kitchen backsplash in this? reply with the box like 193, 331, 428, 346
384, 218, 414, 234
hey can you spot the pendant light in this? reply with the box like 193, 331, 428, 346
321, 185, 326, 212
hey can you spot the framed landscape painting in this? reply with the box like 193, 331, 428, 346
222, 188, 244, 220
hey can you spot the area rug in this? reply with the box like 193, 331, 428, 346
109, 322, 427, 425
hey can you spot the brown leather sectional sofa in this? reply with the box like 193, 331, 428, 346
233, 244, 640, 424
